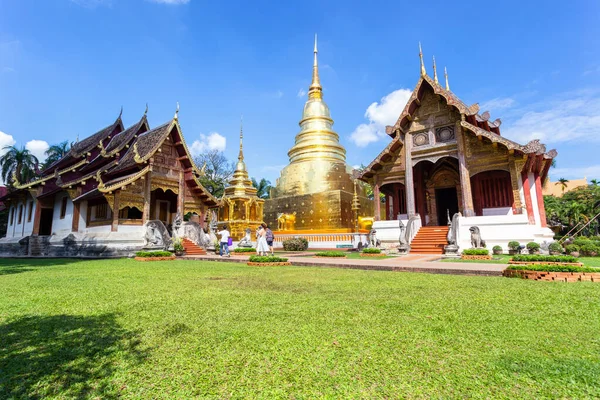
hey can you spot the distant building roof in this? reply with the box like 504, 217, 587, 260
543, 178, 588, 197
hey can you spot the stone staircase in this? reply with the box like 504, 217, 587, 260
182, 239, 207, 256
409, 226, 449, 255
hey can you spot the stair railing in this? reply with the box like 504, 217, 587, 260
446, 212, 461, 246
405, 214, 422, 245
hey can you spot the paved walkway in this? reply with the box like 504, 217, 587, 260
182, 252, 506, 276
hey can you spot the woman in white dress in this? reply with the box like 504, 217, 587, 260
256, 223, 270, 256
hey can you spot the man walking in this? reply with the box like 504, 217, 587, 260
218, 225, 231, 257
265, 224, 275, 256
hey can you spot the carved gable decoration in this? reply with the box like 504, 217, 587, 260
435, 126, 455, 143
413, 132, 429, 147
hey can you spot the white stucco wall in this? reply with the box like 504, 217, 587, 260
5, 195, 35, 239
52, 193, 74, 235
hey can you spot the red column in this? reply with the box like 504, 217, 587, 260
521, 172, 535, 225
534, 172, 547, 227
71, 188, 82, 232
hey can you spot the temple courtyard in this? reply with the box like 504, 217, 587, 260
1, 258, 599, 398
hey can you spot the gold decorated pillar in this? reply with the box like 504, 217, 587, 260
178, 170, 185, 217
509, 157, 524, 214
142, 173, 152, 224
111, 190, 120, 232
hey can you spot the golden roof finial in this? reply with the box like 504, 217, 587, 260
174, 102, 179, 120
144, 103, 148, 116
118, 106, 123, 119
133, 142, 143, 163
238, 114, 244, 162
308, 34, 322, 98
95, 170, 105, 189
419, 42, 426, 76
433, 55, 438, 84
445, 66, 450, 91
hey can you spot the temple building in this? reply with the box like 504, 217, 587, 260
218, 121, 265, 239
264, 36, 373, 235
0, 107, 219, 256
359, 46, 557, 253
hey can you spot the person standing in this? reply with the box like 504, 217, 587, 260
256, 223, 270, 256
265, 224, 275, 256
218, 225, 231, 257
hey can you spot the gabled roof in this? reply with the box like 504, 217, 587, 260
41, 114, 124, 174
80, 115, 149, 173
108, 121, 172, 174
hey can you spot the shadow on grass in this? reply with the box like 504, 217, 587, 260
0, 314, 148, 399
0, 258, 83, 276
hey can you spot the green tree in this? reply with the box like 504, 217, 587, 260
555, 177, 569, 194
0, 146, 39, 186
193, 150, 234, 198
591, 179, 599, 186
251, 178, 272, 199
43, 141, 71, 169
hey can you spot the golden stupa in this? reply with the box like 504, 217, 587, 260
218, 120, 265, 239
264, 36, 372, 233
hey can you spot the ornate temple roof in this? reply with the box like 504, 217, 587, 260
360, 45, 557, 182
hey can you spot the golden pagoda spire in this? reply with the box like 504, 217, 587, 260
419, 42, 426, 76
433, 55, 438, 84
308, 34, 322, 98
238, 115, 244, 162
445, 66, 450, 91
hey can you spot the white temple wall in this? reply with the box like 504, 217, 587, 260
5, 196, 35, 239
51, 192, 74, 235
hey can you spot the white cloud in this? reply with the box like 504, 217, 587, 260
25, 140, 49, 163
297, 88, 306, 98
147, 0, 190, 3
503, 91, 600, 144
480, 97, 515, 111
0, 131, 16, 155
275, 90, 283, 99
349, 88, 412, 147
190, 132, 226, 156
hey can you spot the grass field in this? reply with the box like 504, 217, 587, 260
1, 258, 600, 398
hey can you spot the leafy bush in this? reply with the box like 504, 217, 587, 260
362, 248, 382, 254
315, 251, 347, 257
248, 255, 289, 263
135, 251, 173, 258
214, 242, 220, 252
526, 242, 540, 252
506, 264, 600, 273
492, 245, 502, 252
511, 254, 579, 263
573, 238, 593, 247
548, 241, 563, 254
462, 249, 489, 256
565, 244, 580, 255
172, 237, 184, 252
580, 243, 600, 257
282, 238, 309, 251
234, 247, 255, 253
508, 241, 521, 250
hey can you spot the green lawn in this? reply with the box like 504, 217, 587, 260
1, 258, 600, 398
442, 254, 600, 267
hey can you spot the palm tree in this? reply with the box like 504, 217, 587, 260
43, 141, 70, 169
591, 179, 599, 186
251, 178, 272, 199
0, 146, 39, 186
555, 178, 569, 194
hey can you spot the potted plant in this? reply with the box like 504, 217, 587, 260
214, 241, 220, 255
548, 241, 563, 256
172, 237, 185, 257
565, 244, 580, 258
526, 242, 540, 255
492, 245, 503, 255
508, 241, 520, 255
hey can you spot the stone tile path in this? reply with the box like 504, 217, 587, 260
183, 252, 506, 277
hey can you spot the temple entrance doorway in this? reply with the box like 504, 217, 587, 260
39, 208, 53, 235
435, 187, 458, 226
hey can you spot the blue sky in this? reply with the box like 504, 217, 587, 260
1, 0, 599, 185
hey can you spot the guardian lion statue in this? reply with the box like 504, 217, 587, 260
368, 229, 381, 248
469, 226, 486, 248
